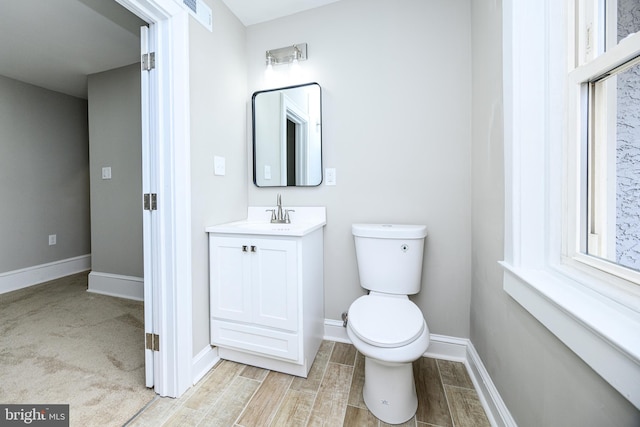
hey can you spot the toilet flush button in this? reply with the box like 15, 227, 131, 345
401, 244, 409, 252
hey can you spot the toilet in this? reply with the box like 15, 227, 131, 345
346, 223, 429, 425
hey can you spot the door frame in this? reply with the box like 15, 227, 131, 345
116, 0, 193, 398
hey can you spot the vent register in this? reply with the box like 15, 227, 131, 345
183, 0, 212, 31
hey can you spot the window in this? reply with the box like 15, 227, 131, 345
503, 0, 640, 410
572, 0, 640, 284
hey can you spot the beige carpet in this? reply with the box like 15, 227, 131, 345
0, 272, 156, 426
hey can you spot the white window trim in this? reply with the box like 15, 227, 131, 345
502, 0, 640, 410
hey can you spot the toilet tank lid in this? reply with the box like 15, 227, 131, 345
352, 224, 427, 239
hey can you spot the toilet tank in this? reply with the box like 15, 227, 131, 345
352, 224, 427, 295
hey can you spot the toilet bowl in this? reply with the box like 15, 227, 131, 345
347, 293, 430, 424
348, 223, 429, 425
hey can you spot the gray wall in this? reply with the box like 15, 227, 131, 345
189, 0, 248, 354
470, 1, 640, 426
0, 75, 90, 273
246, 0, 473, 338
87, 64, 142, 278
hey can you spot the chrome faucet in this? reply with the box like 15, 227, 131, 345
266, 193, 294, 223
276, 193, 284, 222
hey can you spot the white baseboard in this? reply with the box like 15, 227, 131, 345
323, 319, 516, 427
466, 342, 518, 427
192, 345, 220, 385
323, 319, 350, 343
87, 271, 144, 301
424, 333, 468, 362
0, 255, 91, 295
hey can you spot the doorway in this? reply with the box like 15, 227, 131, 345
58, 0, 194, 396
0, 0, 192, 398
54, 0, 194, 397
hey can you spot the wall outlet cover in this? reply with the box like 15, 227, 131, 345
325, 168, 336, 186
214, 156, 226, 176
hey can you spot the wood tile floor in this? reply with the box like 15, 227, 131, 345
127, 341, 491, 427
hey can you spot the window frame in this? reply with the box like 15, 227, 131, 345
502, 0, 640, 410
567, 15, 640, 291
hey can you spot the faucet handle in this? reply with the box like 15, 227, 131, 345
265, 209, 276, 222
284, 209, 295, 223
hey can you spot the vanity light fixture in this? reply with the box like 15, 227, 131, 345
265, 43, 308, 68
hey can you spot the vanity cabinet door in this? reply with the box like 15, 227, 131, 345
251, 238, 298, 332
209, 236, 252, 323
209, 235, 298, 331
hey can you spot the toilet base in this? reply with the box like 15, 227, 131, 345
362, 356, 418, 425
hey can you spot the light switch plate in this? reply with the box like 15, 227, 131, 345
101, 167, 112, 180
214, 156, 226, 176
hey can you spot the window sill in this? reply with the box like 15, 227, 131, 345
500, 261, 640, 409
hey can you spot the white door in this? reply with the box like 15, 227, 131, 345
140, 25, 158, 389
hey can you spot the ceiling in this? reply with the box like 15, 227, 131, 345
0, 0, 338, 99
221, 0, 341, 26
0, 0, 145, 99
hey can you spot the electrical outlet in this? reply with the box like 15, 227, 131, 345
48, 234, 57, 246
325, 168, 336, 186
214, 156, 226, 176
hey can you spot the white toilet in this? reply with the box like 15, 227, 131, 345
346, 223, 429, 425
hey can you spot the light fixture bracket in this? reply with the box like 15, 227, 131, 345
266, 43, 308, 66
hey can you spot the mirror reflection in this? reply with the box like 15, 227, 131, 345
252, 83, 322, 187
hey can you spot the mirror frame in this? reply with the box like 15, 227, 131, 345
252, 82, 323, 187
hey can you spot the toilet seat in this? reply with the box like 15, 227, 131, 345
348, 294, 425, 348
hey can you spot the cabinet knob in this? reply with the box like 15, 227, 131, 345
251, 245, 257, 252
242, 245, 248, 252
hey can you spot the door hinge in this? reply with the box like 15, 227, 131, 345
142, 52, 156, 71
143, 193, 157, 211
145, 333, 160, 352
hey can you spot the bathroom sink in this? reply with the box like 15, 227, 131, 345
205, 206, 326, 237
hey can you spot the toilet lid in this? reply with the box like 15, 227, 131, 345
348, 295, 425, 348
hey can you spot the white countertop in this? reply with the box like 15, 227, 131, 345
206, 206, 326, 237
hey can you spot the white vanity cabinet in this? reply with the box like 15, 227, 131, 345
206, 208, 325, 378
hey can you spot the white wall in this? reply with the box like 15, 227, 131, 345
246, 0, 473, 338
470, 1, 640, 426
0, 75, 90, 274
189, 0, 248, 355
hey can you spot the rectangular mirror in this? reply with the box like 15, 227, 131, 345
252, 83, 322, 187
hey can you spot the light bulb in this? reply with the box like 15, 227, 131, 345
290, 49, 301, 79
265, 55, 274, 81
